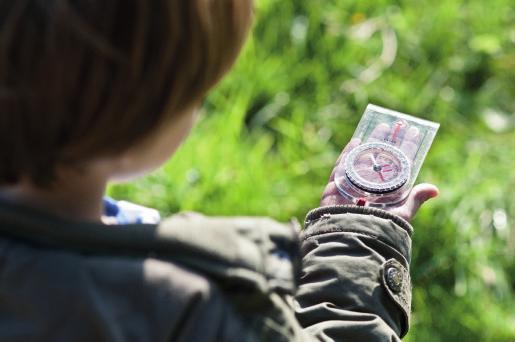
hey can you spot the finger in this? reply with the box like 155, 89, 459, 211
335, 138, 361, 166
368, 123, 390, 142
321, 194, 352, 206
321, 181, 339, 199
330, 138, 360, 182
400, 126, 421, 161
336, 123, 391, 168
328, 165, 339, 182
403, 183, 439, 219
321, 182, 354, 206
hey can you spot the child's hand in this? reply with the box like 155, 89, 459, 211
321, 134, 438, 222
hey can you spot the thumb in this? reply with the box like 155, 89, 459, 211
405, 183, 439, 216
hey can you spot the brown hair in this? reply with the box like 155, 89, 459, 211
0, 0, 253, 186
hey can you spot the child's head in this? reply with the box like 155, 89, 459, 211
0, 0, 254, 186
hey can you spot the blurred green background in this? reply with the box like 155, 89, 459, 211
111, 0, 514, 340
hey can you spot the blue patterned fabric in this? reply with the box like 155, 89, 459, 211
102, 197, 161, 224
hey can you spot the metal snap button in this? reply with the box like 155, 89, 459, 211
386, 266, 403, 293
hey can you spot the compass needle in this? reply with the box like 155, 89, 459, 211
369, 154, 378, 166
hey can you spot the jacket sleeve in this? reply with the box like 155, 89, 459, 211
294, 205, 413, 341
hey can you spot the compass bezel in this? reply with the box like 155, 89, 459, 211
344, 142, 411, 194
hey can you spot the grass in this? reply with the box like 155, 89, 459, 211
110, 0, 514, 340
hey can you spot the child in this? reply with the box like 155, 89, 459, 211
0, 1, 438, 341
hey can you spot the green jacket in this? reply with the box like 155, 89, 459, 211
0, 201, 412, 341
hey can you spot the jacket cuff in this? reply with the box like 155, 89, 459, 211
304, 205, 412, 236
302, 205, 413, 264
301, 205, 413, 336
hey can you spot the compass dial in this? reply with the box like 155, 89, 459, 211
344, 142, 410, 194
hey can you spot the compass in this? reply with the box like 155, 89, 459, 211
343, 142, 410, 194
332, 104, 439, 207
